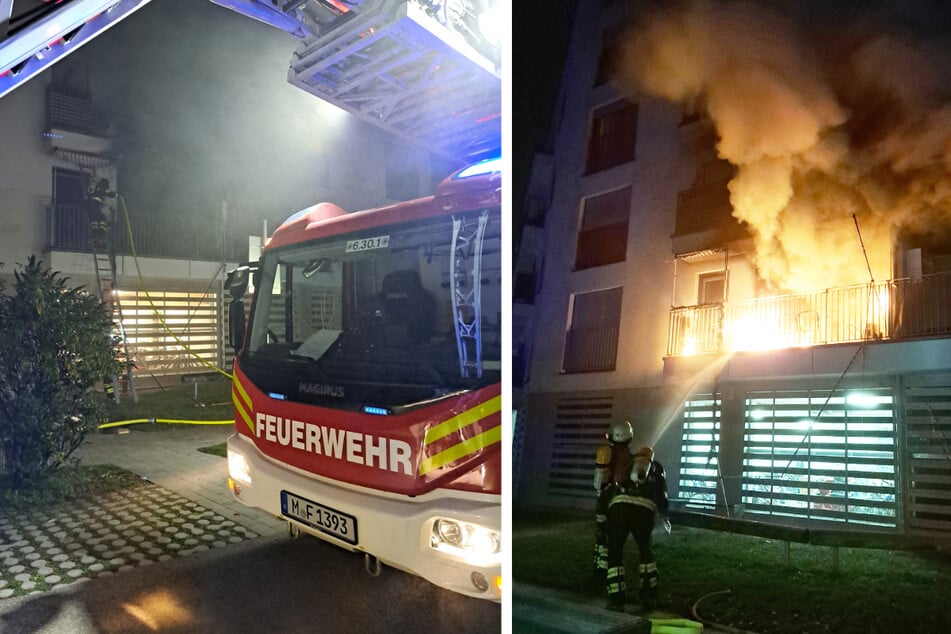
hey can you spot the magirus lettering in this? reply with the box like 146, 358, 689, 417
299, 382, 345, 398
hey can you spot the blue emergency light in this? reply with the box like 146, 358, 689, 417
455, 157, 501, 179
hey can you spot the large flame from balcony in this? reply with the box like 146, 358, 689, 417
613, 0, 951, 295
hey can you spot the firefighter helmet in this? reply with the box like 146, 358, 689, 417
608, 420, 633, 444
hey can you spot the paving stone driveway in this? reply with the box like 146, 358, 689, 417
0, 426, 283, 600
0, 483, 259, 599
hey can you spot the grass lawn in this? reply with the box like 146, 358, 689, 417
513, 509, 951, 633
0, 465, 146, 514
107, 376, 233, 454
107, 374, 234, 427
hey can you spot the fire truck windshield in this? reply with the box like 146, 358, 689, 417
240, 208, 501, 412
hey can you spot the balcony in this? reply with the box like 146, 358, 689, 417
672, 178, 748, 256
667, 273, 951, 357
47, 204, 248, 263
44, 90, 116, 159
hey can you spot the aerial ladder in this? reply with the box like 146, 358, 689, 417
450, 209, 488, 378
2, 1, 501, 164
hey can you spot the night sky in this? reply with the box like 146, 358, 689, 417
513, 0, 577, 216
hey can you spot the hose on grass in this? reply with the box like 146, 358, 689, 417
691, 590, 760, 634
650, 618, 704, 633
98, 418, 233, 430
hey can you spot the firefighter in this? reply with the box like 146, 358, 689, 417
84, 176, 115, 250
604, 443, 670, 612
593, 419, 634, 583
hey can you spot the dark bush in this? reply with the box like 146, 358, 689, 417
0, 257, 121, 488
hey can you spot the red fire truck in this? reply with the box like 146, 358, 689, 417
224, 157, 502, 601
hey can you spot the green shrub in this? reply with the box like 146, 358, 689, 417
0, 257, 122, 488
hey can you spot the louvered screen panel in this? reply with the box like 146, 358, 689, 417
677, 396, 721, 509
117, 289, 223, 378
905, 385, 951, 535
741, 388, 897, 528
547, 396, 614, 501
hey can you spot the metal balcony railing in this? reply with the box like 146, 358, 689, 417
47, 204, 249, 263
667, 274, 951, 356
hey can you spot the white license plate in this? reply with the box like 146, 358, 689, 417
345, 235, 389, 252
280, 491, 358, 545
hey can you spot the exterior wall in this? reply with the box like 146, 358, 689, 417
0, 31, 437, 384
526, 2, 694, 398
0, 76, 92, 273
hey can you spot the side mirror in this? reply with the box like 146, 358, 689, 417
225, 265, 251, 300
225, 262, 257, 352
229, 299, 246, 352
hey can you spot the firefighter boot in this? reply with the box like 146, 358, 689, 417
593, 520, 608, 585
639, 562, 659, 610
605, 566, 626, 612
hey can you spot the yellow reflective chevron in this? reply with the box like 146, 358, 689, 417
417, 395, 502, 476
232, 375, 254, 433
423, 395, 501, 445
418, 425, 501, 476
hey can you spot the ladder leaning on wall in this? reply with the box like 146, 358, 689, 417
92, 247, 137, 403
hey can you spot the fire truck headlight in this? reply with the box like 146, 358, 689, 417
228, 451, 252, 485
430, 518, 500, 564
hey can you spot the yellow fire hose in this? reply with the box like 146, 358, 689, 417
650, 618, 704, 633
98, 418, 233, 430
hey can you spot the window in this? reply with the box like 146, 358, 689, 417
698, 271, 726, 305
563, 287, 622, 373
575, 187, 630, 269
585, 100, 637, 174
595, 27, 624, 87
52, 167, 86, 205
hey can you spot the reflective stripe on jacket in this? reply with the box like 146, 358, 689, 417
608, 494, 656, 512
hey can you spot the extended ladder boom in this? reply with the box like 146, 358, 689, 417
449, 209, 488, 378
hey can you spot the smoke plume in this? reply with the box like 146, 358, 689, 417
616, 0, 951, 292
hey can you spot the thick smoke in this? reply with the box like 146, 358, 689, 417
616, 0, 951, 292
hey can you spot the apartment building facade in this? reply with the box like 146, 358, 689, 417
515, 0, 951, 541
0, 63, 438, 392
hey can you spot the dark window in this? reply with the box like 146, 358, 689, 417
585, 100, 637, 174
513, 271, 536, 304
595, 27, 624, 87
575, 187, 630, 269
563, 287, 622, 373
52, 167, 86, 204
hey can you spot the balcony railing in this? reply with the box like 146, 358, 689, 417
667, 274, 951, 356
47, 204, 249, 262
